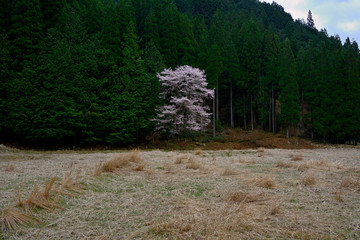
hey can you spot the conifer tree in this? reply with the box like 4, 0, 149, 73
278, 38, 300, 138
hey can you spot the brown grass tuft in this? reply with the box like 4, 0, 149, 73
43, 177, 56, 199
334, 189, 344, 202
256, 177, 276, 189
186, 157, 201, 170
223, 191, 267, 203
102, 150, 142, 172
221, 168, 237, 176
57, 171, 83, 196
93, 162, 103, 176
194, 148, 203, 156
291, 154, 303, 161
16, 187, 58, 213
276, 161, 293, 168
133, 165, 145, 171
257, 147, 265, 152
4, 163, 15, 172
1, 207, 38, 231
270, 205, 281, 215
175, 155, 187, 164
341, 177, 359, 189
301, 173, 317, 186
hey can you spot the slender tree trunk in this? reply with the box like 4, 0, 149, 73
301, 90, 305, 135
243, 95, 246, 130
272, 84, 275, 133
213, 90, 216, 137
286, 127, 289, 138
250, 95, 254, 130
216, 80, 219, 121
230, 80, 234, 128
268, 97, 271, 131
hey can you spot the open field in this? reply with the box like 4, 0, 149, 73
1, 145, 360, 239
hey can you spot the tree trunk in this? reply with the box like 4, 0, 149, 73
301, 89, 305, 136
286, 127, 289, 138
250, 95, 254, 130
243, 95, 246, 130
213, 91, 216, 137
272, 83, 275, 133
230, 80, 234, 128
216, 80, 219, 121
268, 97, 271, 131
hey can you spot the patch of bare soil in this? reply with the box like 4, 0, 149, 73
1, 147, 360, 239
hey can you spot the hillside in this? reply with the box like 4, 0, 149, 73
1, 0, 359, 147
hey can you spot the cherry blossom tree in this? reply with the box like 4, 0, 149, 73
153, 65, 214, 135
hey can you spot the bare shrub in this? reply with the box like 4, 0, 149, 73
256, 177, 276, 189
1, 207, 38, 231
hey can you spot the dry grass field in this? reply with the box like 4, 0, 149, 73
1, 145, 360, 239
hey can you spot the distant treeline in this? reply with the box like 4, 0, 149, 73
1, 0, 359, 146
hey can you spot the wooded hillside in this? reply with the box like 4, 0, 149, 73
1, 0, 359, 146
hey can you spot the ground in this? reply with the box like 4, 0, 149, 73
1, 145, 360, 239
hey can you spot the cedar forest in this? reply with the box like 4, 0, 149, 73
1, 0, 360, 147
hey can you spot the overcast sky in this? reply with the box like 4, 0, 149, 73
261, 0, 360, 44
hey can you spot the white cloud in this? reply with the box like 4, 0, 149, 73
337, 21, 360, 33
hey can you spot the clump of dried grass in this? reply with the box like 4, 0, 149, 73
93, 162, 103, 176
256, 177, 276, 189
221, 168, 237, 176
223, 191, 267, 204
43, 177, 56, 200
56, 171, 83, 196
269, 205, 281, 215
276, 161, 293, 168
175, 155, 188, 164
133, 165, 145, 171
194, 148, 203, 156
334, 189, 344, 202
291, 154, 303, 161
257, 147, 265, 153
16, 187, 58, 213
186, 157, 201, 170
301, 173, 317, 186
4, 163, 15, 172
341, 177, 359, 189
102, 150, 142, 172
1, 207, 38, 231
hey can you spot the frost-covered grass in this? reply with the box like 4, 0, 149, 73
1, 147, 360, 239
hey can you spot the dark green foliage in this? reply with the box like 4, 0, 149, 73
1, 0, 360, 146
278, 39, 300, 136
